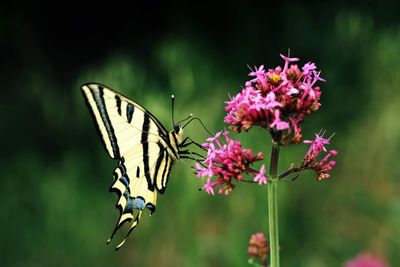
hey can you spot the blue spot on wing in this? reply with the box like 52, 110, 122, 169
123, 189, 130, 198
133, 198, 145, 210
124, 198, 134, 213
124, 197, 146, 213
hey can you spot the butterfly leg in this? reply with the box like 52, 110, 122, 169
179, 150, 207, 169
180, 137, 206, 150
179, 150, 204, 159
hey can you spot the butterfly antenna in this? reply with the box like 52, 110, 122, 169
183, 117, 213, 136
171, 95, 175, 126
176, 114, 193, 125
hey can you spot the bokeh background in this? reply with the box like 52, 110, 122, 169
1, 2, 399, 266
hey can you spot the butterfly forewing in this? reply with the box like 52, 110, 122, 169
82, 84, 167, 158
81, 83, 178, 249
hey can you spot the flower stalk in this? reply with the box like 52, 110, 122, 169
268, 141, 280, 267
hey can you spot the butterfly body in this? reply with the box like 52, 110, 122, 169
81, 83, 185, 249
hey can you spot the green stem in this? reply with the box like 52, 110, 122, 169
268, 142, 280, 267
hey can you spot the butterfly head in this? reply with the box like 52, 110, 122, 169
172, 124, 184, 145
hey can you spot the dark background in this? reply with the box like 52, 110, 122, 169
1, 1, 399, 266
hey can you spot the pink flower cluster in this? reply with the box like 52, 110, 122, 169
196, 131, 267, 195
344, 253, 390, 267
303, 132, 338, 180
224, 54, 325, 144
248, 232, 269, 263
196, 53, 336, 193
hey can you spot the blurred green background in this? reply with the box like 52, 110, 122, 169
1, 2, 400, 266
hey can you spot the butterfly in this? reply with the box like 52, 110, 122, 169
81, 83, 202, 249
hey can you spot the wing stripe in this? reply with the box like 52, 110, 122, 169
115, 95, 122, 116
159, 151, 169, 194
168, 132, 180, 158
161, 163, 172, 194
141, 113, 154, 191
136, 166, 140, 178
126, 103, 134, 123
119, 159, 127, 173
120, 175, 129, 187
153, 141, 166, 190
163, 130, 179, 159
89, 85, 121, 158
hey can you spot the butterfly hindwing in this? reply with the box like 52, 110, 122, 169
81, 83, 178, 249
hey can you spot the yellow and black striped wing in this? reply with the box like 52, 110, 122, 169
81, 83, 175, 249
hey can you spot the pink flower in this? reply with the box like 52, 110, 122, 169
249, 65, 268, 88
249, 65, 265, 77
254, 164, 267, 184
270, 110, 289, 130
248, 232, 269, 263
196, 131, 267, 195
287, 86, 299, 95
304, 133, 331, 159
203, 181, 215, 195
224, 53, 325, 145
344, 253, 390, 267
280, 53, 299, 73
302, 132, 338, 180
281, 114, 304, 144
302, 62, 316, 75
264, 92, 283, 110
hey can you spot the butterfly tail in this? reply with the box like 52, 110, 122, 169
115, 211, 143, 250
